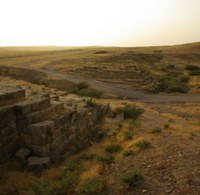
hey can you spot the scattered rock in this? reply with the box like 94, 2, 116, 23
27, 156, 50, 172
15, 148, 31, 160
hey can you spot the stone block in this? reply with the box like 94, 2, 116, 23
27, 121, 54, 136
0, 85, 25, 106
0, 105, 16, 128
15, 148, 31, 160
15, 98, 50, 115
31, 135, 47, 146
25, 102, 64, 124
29, 144, 50, 156
27, 156, 50, 172
54, 112, 71, 128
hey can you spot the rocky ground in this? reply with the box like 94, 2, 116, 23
0, 77, 199, 195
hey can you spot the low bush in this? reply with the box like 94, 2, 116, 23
157, 76, 189, 93
63, 160, 83, 175
124, 131, 133, 140
151, 127, 162, 134
121, 170, 144, 188
189, 70, 200, 76
49, 173, 79, 194
135, 140, 151, 149
159, 64, 175, 72
95, 153, 114, 166
72, 82, 103, 98
116, 105, 144, 120
164, 123, 170, 129
186, 65, 199, 71
79, 176, 107, 195
32, 180, 49, 194
105, 143, 122, 154
123, 150, 135, 157
86, 99, 97, 107
76, 81, 90, 90
180, 75, 190, 82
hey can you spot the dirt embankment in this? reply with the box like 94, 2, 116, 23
0, 65, 74, 91
0, 65, 200, 103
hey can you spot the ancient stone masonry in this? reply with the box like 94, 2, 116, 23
0, 83, 108, 162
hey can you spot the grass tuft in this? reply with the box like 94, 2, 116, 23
78, 176, 107, 195
121, 169, 144, 188
115, 105, 144, 120
135, 140, 151, 149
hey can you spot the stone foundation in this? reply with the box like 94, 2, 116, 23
0, 83, 108, 162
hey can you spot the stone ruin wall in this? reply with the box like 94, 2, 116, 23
0, 83, 108, 162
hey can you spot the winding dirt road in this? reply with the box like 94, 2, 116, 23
1, 65, 200, 103
42, 68, 200, 103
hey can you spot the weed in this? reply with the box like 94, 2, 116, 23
135, 140, 151, 149
72, 82, 102, 98
95, 153, 114, 166
63, 160, 83, 175
78, 176, 107, 195
124, 131, 133, 140
47, 161, 83, 194
151, 127, 162, 134
116, 105, 144, 120
164, 124, 170, 129
180, 75, 190, 83
76, 81, 90, 90
105, 143, 122, 154
32, 180, 49, 194
186, 65, 199, 71
189, 70, 200, 76
123, 150, 135, 157
86, 99, 97, 107
121, 169, 144, 188
49, 173, 79, 194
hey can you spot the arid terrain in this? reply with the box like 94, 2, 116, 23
0, 43, 199, 195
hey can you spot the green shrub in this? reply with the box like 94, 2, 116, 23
180, 75, 190, 83
95, 153, 114, 166
135, 140, 151, 149
157, 76, 189, 93
63, 160, 83, 175
124, 131, 133, 140
86, 99, 97, 107
121, 170, 144, 188
123, 150, 135, 157
32, 180, 49, 194
76, 81, 90, 90
186, 65, 199, 71
151, 127, 162, 134
79, 176, 107, 195
47, 161, 83, 194
72, 82, 103, 98
159, 64, 175, 72
105, 143, 122, 154
116, 105, 144, 120
166, 85, 189, 93
49, 173, 79, 194
164, 123, 170, 129
189, 70, 200, 76
73, 87, 102, 98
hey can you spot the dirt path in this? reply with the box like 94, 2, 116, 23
1, 65, 200, 103
41, 69, 200, 103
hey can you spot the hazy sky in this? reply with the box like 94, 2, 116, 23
0, 0, 199, 46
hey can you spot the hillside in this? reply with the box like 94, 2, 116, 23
0, 42, 200, 93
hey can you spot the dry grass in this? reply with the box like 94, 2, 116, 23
0, 42, 199, 92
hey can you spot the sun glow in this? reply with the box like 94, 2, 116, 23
0, 0, 199, 46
